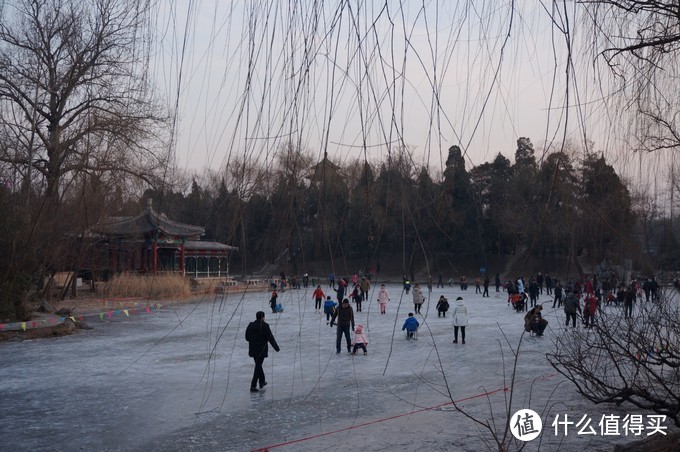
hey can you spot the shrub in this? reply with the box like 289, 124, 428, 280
101, 274, 192, 299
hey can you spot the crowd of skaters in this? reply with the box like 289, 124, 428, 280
247, 270, 475, 390
249, 268, 666, 392
510, 271, 664, 335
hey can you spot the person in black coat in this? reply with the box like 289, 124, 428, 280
334, 279, 346, 303
331, 299, 355, 353
245, 311, 280, 392
528, 279, 540, 308
269, 290, 278, 313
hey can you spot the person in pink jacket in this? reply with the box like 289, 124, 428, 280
378, 284, 390, 314
351, 324, 369, 355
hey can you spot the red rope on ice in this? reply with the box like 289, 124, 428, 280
251, 372, 558, 451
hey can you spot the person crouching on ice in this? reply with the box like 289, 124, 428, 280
402, 312, 419, 339
524, 304, 548, 336
352, 324, 368, 355
436, 295, 449, 317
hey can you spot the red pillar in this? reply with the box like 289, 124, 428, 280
180, 241, 185, 275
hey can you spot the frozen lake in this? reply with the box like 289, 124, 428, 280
0, 283, 672, 451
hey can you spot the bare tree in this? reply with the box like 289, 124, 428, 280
580, 1, 680, 154
547, 292, 680, 428
0, 0, 170, 202
548, 4, 680, 424
631, 187, 663, 256
0, 0, 171, 316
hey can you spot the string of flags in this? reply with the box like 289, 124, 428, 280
0, 302, 163, 332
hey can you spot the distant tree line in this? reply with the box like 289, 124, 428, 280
133, 138, 677, 278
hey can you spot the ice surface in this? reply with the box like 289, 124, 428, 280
0, 283, 671, 451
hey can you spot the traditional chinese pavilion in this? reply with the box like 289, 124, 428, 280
87, 202, 238, 279
306, 152, 342, 184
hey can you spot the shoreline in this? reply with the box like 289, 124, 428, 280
0, 281, 276, 341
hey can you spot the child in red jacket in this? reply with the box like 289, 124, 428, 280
312, 285, 325, 312
583, 293, 598, 327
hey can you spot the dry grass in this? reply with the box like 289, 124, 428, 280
101, 274, 192, 299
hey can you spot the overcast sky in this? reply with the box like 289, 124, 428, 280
149, 1, 670, 202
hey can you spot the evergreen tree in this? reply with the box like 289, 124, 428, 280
536, 151, 579, 259
508, 138, 539, 254
441, 145, 479, 253
580, 153, 635, 261
470, 153, 512, 254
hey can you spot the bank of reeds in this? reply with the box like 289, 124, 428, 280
101, 274, 192, 299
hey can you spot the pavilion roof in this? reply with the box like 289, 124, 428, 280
184, 240, 238, 252
93, 205, 205, 240
307, 155, 342, 183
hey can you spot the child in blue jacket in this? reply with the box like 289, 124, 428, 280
323, 296, 337, 325
402, 312, 420, 339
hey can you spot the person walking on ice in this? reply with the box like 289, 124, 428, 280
563, 289, 580, 328
312, 285, 325, 313
360, 276, 371, 302
331, 299, 355, 354
378, 284, 390, 314
323, 296, 337, 325
245, 311, 280, 393
269, 290, 278, 313
351, 284, 364, 312
452, 296, 469, 344
412, 283, 424, 314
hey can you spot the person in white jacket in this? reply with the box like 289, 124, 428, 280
452, 296, 469, 344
